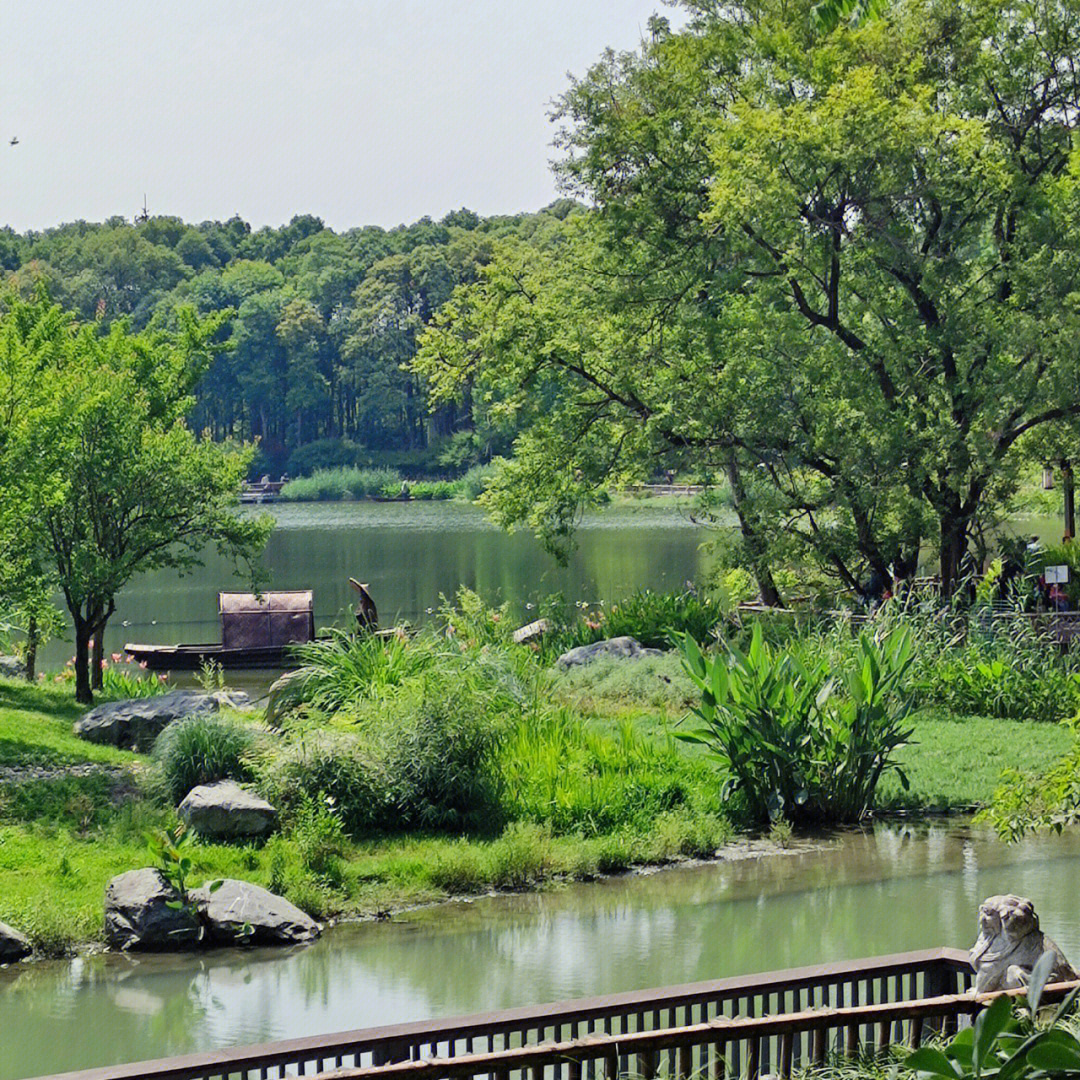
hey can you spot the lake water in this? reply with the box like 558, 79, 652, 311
38, 500, 712, 673
4, 821, 1080, 1079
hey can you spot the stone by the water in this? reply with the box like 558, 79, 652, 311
971, 894, 1078, 993
74, 690, 220, 751
264, 669, 307, 727
191, 878, 321, 945
556, 636, 662, 669
104, 868, 201, 951
513, 618, 550, 645
178, 780, 277, 838
0, 919, 31, 962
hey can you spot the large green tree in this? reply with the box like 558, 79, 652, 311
417, 0, 1080, 596
0, 294, 270, 702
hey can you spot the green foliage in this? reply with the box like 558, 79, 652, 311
546, 589, 722, 654
279, 466, 402, 501
259, 678, 506, 836
152, 714, 261, 804
501, 708, 714, 835
677, 625, 914, 824
290, 629, 435, 711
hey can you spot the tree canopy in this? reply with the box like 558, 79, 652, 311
416, 0, 1080, 596
0, 293, 270, 702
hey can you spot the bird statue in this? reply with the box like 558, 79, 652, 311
349, 578, 378, 634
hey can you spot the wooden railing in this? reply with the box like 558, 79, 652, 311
29, 948, 973, 1080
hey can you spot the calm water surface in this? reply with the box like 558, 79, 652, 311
5, 821, 1080, 1078
38, 500, 711, 672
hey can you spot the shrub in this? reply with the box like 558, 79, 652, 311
290, 630, 435, 712
152, 714, 261, 804
545, 589, 723, 654
279, 466, 402, 501
460, 462, 498, 500
677, 624, 915, 825
259, 679, 506, 835
286, 438, 364, 477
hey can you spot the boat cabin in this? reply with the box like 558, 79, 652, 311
219, 591, 315, 649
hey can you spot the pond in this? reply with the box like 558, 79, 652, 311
4, 821, 1080, 1079
38, 500, 713, 673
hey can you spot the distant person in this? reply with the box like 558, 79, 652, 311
1027, 534, 1043, 555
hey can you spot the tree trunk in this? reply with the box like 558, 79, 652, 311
24, 614, 37, 682
726, 451, 783, 607
1063, 459, 1075, 540
91, 631, 104, 692
939, 516, 967, 599
73, 617, 93, 705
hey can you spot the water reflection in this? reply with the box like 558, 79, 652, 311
5, 822, 1080, 1078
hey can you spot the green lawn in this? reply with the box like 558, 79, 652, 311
875, 709, 1074, 811
0, 677, 138, 768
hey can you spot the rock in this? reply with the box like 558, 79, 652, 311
555, 636, 662, 670
971, 894, 1078, 993
0, 655, 27, 680
513, 618, 550, 645
104, 868, 201, 951
178, 780, 277, 838
74, 690, 220, 751
264, 669, 307, 727
0, 920, 31, 962
211, 689, 253, 711
191, 879, 320, 945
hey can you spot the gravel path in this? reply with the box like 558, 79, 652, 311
0, 762, 139, 785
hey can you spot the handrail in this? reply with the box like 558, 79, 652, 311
315, 979, 1080, 1080
25, 948, 973, 1080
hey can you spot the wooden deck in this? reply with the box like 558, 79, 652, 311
25, 948, 983, 1080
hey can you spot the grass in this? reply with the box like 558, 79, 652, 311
875, 709, 1074, 811
0, 678, 137, 768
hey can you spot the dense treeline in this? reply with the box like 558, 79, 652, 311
0, 202, 578, 476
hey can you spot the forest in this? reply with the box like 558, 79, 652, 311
0, 202, 577, 478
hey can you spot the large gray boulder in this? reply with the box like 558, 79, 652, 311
0, 656, 27, 680
191, 879, 320, 945
0, 920, 31, 962
178, 780, 277, 839
104, 868, 201, 951
556, 636, 663, 670
75, 690, 220, 751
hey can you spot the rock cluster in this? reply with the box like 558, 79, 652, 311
104, 869, 319, 951
74, 690, 221, 751
104, 868, 201, 951
556, 636, 663, 669
178, 780, 277, 839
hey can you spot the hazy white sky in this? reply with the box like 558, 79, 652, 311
0, 1, 678, 233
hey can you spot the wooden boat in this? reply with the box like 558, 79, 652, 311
125, 590, 315, 671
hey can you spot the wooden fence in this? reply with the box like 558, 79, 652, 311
29, 947, 976, 1080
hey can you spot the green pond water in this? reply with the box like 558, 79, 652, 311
38, 500, 712, 673
4, 821, 1080, 1078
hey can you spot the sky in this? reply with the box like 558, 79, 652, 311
0, 1, 681, 234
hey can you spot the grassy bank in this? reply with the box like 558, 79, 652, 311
0, 658, 1069, 957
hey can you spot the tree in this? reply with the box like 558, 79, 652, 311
417, 0, 1080, 597
0, 293, 270, 703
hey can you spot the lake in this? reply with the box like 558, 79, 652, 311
38, 500, 713, 672
4, 821, 1080, 1078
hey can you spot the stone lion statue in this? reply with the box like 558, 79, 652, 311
971, 894, 1077, 993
